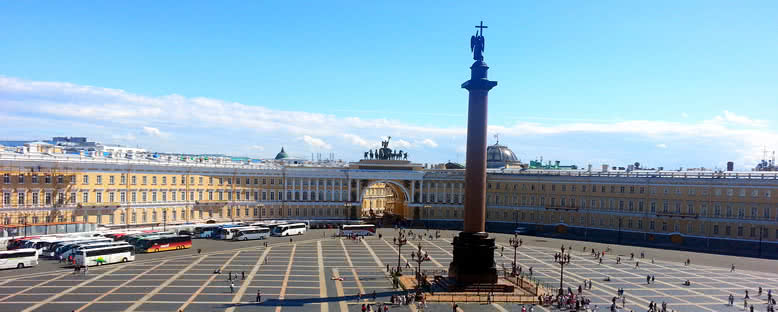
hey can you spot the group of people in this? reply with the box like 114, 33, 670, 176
647, 300, 668, 312
732, 288, 776, 312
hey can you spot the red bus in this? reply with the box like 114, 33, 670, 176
134, 235, 192, 253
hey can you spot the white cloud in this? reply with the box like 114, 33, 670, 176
716, 110, 767, 127
656, 143, 667, 149
301, 135, 332, 150
249, 145, 265, 151
142, 126, 167, 138
1, 75, 776, 168
393, 139, 412, 149
420, 139, 438, 148
342, 134, 371, 148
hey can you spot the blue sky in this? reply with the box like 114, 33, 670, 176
1, 1, 777, 169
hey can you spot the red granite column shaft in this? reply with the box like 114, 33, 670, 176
463, 89, 489, 233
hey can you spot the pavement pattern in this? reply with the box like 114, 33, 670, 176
0, 229, 776, 312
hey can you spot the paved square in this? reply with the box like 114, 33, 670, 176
0, 229, 776, 312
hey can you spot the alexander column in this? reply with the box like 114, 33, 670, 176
449, 21, 498, 284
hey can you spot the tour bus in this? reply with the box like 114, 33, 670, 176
338, 224, 376, 237
232, 227, 271, 241
74, 245, 135, 267
134, 235, 192, 253
219, 226, 256, 240
125, 232, 174, 245
271, 223, 307, 237
60, 241, 130, 260
39, 237, 84, 257
6, 236, 41, 250
193, 225, 221, 238
53, 238, 113, 259
0, 248, 39, 269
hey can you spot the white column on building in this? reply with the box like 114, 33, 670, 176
297, 178, 302, 201
419, 180, 424, 203
411, 180, 416, 204
283, 176, 287, 201
347, 178, 352, 202
356, 179, 361, 203
315, 178, 319, 201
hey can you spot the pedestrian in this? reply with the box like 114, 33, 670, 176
361, 304, 366, 312
242, 271, 245, 280
197, 248, 202, 255
453, 302, 459, 312
647, 275, 651, 284
731, 264, 736, 272
728, 294, 734, 305
635, 261, 639, 269
229, 281, 235, 293
746, 289, 750, 299
372, 290, 376, 300
651, 275, 655, 283
256, 289, 261, 302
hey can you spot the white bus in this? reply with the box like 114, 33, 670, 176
271, 223, 307, 237
75, 245, 135, 267
232, 228, 271, 241
61, 242, 130, 260
54, 238, 113, 259
0, 248, 39, 269
218, 226, 255, 240
338, 224, 376, 237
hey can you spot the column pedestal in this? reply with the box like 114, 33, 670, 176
448, 232, 497, 284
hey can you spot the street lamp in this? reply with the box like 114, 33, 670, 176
509, 234, 521, 275
410, 244, 431, 284
345, 203, 353, 220
393, 232, 408, 274
555, 246, 571, 296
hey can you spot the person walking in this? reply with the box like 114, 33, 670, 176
229, 281, 235, 293
453, 302, 459, 312
242, 271, 245, 280
256, 289, 261, 302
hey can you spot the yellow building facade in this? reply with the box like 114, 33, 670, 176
1, 155, 777, 248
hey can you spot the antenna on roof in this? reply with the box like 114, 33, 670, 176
494, 133, 499, 144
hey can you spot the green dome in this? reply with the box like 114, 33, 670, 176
274, 147, 289, 160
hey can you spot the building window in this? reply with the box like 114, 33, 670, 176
649, 221, 655, 230
96, 175, 102, 185
161, 192, 167, 202
152, 176, 157, 185
82, 192, 89, 203
18, 192, 25, 205
70, 192, 76, 204
142, 192, 147, 202
121, 192, 126, 203
132, 176, 137, 185
121, 175, 126, 185
44, 175, 51, 184
162, 176, 167, 185
109, 176, 115, 185
82, 175, 89, 184
32, 193, 39, 205
142, 176, 147, 185
96, 192, 102, 203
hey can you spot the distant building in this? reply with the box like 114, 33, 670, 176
486, 142, 522, 168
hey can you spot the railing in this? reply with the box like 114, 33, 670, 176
545, 206, 579, 211
656, 212, 698, 219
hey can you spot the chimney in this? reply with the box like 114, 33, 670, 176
726, 161, 734, 171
